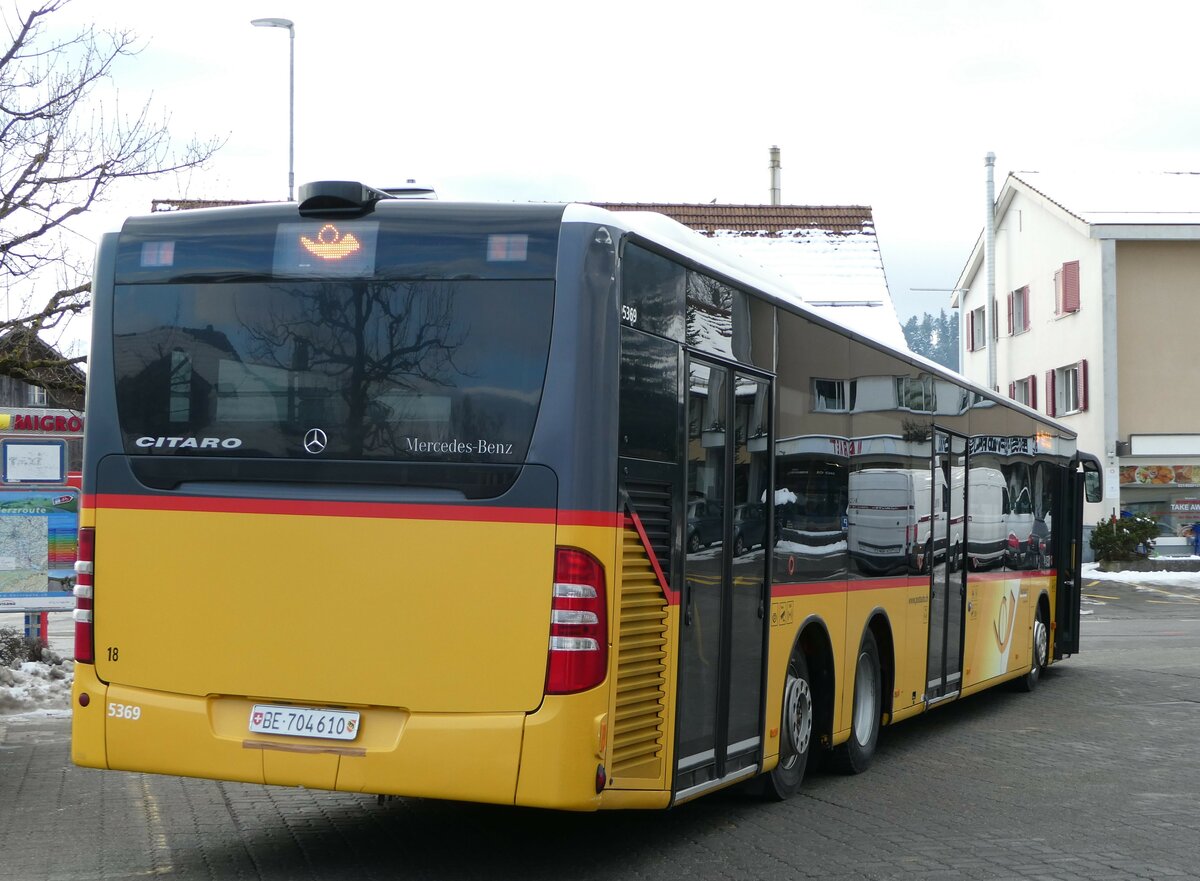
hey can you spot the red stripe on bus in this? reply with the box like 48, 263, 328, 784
967, 569, 1055, 582
558, 510, 623, 528
87, 492, 559, 525
772, 576, 920, 598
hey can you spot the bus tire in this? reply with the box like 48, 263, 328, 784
761, 648, 814, 800
833, 630, 881, 775
1017, 602, 1049, 692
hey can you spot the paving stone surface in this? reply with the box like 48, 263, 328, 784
2, 580, 1198, 880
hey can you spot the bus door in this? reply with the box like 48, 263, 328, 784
1054, 460, 1088, 657
927, 430, 967, 703
675, 358, 771, 798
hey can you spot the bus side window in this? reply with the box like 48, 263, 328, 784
620, 244, 684, 342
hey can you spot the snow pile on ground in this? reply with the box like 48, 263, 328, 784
1082, 561, 1200, 590
0, 658, 73, 715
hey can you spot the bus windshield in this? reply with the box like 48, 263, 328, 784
112, 278, 553, 463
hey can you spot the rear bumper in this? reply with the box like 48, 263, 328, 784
70, 664, 631, 810
72, 663, 524, 805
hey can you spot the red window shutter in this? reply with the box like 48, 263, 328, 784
968, 314, 975, 352
1009, 381, 1016, 400
1080, 359, 1089, 410
1062, 261, 1081, 313
1007, 291, 1014, 335
1028, 374, 1037, 410
1046, 369, 1056, 416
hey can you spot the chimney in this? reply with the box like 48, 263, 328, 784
769, 146, 782, 205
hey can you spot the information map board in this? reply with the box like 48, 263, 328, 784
0, 487, 77, 613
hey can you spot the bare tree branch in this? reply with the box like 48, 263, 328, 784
0, 0, 223, 399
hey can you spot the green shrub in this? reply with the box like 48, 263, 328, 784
0, 626, 49, 666
1089, 514, 1160, 562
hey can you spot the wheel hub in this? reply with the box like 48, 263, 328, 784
782, 673, 813, 766
1033, 615, 1049, 668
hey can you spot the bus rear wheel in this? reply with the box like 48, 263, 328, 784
1017, 603, 1049, 692
833, 630, 881, 774
761, 649, 813, 800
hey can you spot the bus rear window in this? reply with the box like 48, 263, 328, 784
112, 279, 553, 462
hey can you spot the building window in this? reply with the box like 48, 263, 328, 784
1009, 374, 1037, 408
28, 384, 46, 406
1008, 286, 1030, 335
1046, 360, 1088, 416
1054, 261, 1080, 315
896, 375, 936, 412
813, 378, 855, 413
967, 306, 987, 352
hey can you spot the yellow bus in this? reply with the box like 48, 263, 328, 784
71, 181, 1101, 809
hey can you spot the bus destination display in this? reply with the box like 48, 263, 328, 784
273, 221, 379, 277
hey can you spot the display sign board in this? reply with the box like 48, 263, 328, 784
1120, 464, 1200, 488
2, 439, 66, 484
0, 487, 77, 613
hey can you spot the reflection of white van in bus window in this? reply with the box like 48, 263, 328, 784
847, 468, 935, 574
966, 467, 1007, 570
848, 466, 973, 574
1005, 485, 1039, 569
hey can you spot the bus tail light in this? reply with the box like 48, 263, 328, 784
73, 527, 95, 663
545, 547, 608, 695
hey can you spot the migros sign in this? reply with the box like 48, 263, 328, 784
0, 413, 84, 433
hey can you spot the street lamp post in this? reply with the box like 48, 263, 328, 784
250, 17, 295, 201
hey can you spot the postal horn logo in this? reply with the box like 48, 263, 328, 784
300, 224, 361, 261
304, 428, 328, 455
993, 589, 1018, 651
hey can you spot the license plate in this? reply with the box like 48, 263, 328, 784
248, 704, 361, 741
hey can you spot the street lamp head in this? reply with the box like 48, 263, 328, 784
251, 17, 294, 30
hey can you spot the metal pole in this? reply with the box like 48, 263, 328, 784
287, 25, 295, 201
251, 18, 296, 201
984, 152, 997, 392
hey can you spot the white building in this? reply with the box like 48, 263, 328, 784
954, 169, 1200, 543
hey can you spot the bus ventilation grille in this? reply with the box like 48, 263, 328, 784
613, 489, 671, 781
625, 482, 672, 584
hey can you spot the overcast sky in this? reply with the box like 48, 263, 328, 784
45, 0, 1200, 328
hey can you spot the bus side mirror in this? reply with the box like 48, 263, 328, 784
1082, 463, 1102, 504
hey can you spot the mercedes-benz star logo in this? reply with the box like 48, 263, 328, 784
303, 428, 328, 455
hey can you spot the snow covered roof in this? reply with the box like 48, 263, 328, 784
954, 168, 1200, 304
593, 203, 906, 349
1012, 170, 1200, 226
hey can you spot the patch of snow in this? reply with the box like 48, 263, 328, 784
0, 658, 74, 716
1015, 170, 1200, 226
707, 227, 908, 350
1082, 561, 1200, 590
